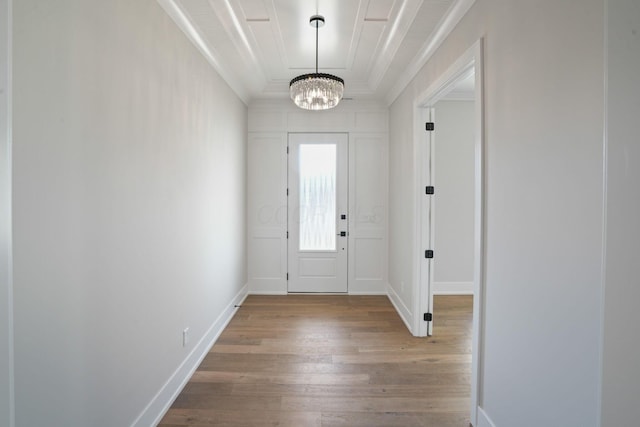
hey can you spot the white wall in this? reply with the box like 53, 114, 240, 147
248, 100, 388, 295
247, 131, 288, 294
0, 1, 13, 426
389, 0, 605, 425
388, 95, 417, 324
601, 1, 640, 425
12, 1, 247, 426
432, 100, 475, 294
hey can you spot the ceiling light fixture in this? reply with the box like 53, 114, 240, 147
290, 15, 344, 110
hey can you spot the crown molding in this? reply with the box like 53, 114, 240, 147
156, 0, 251, 105
368, 0, 424, 91
385, 0, 476, 106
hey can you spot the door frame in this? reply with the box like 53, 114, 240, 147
286, 132, 349, 293
412, 39, 484, 426
0, 1, 14, 426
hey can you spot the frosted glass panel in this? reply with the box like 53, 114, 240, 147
299, 144, 337, 251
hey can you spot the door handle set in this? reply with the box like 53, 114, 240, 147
339, 214, 348, 236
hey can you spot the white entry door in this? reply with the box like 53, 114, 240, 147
288, 133, 348, 293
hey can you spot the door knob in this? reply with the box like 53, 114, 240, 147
337, 231, 347, 237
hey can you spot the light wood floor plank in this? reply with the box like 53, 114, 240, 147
158, 295, 472, 426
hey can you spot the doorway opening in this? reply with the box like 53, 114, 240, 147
413, 40, 484, 425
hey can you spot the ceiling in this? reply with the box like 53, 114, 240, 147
161, 0, 473, 105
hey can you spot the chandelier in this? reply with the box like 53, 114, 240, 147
289, 15, 344, 110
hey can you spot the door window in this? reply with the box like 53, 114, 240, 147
298, 144, 337, 251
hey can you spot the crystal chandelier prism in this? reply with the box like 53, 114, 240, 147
290, 15, 344, 110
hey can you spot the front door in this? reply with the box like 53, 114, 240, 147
287, 133, 348, 293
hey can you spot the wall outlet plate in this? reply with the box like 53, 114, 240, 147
182, 327, 189, 347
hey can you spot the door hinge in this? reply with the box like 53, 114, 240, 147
286, 231, 289, 239
287, 146, 289, 154
425, 186, 434, 195
424, 312, 433, 322
425, 122, 435, 131
425, 250, 434, 259
286, 273, 289, 280
286, 188, 289, 196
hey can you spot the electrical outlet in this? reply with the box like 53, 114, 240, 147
182, 327, 189, 347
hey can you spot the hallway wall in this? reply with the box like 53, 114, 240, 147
389, 0, 605, 425
11, 1, 247, 425
247, 99, 389, 296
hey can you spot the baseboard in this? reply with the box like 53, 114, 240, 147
131, 284, 249, 427
248, 291, 387, 296
348, 290, 388, 295
248, 290, 287, 295
432, 281, 474, 295
386, 284, 413, 334
477, 407, 497, 427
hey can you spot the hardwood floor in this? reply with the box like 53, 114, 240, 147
158, 295, 473, 427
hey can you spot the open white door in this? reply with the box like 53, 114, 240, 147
421, 108, 436, 336
287, 133, 348, 293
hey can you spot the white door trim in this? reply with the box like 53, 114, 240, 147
412, 39, 485, 427
0, 1, 14, 426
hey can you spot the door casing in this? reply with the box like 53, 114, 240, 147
412, 39, 484, 426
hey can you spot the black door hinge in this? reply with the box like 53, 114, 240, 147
286, 273, 289, 280
425, 186, 434, 195
286, 188, 289, 196
424, 312, 433, 322
287, 146, 289, 154
425, 122, 435, 131
425, 250, 434, 259
286, 231, 289, 239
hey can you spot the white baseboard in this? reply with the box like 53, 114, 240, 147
348, 290, 388, 295
477, 407, 497, 427
386, 284, 413, 334
248, 290, 287, 295
131, 284, 249, 427
432, 281, 474, 295
249, 291, 388, 296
